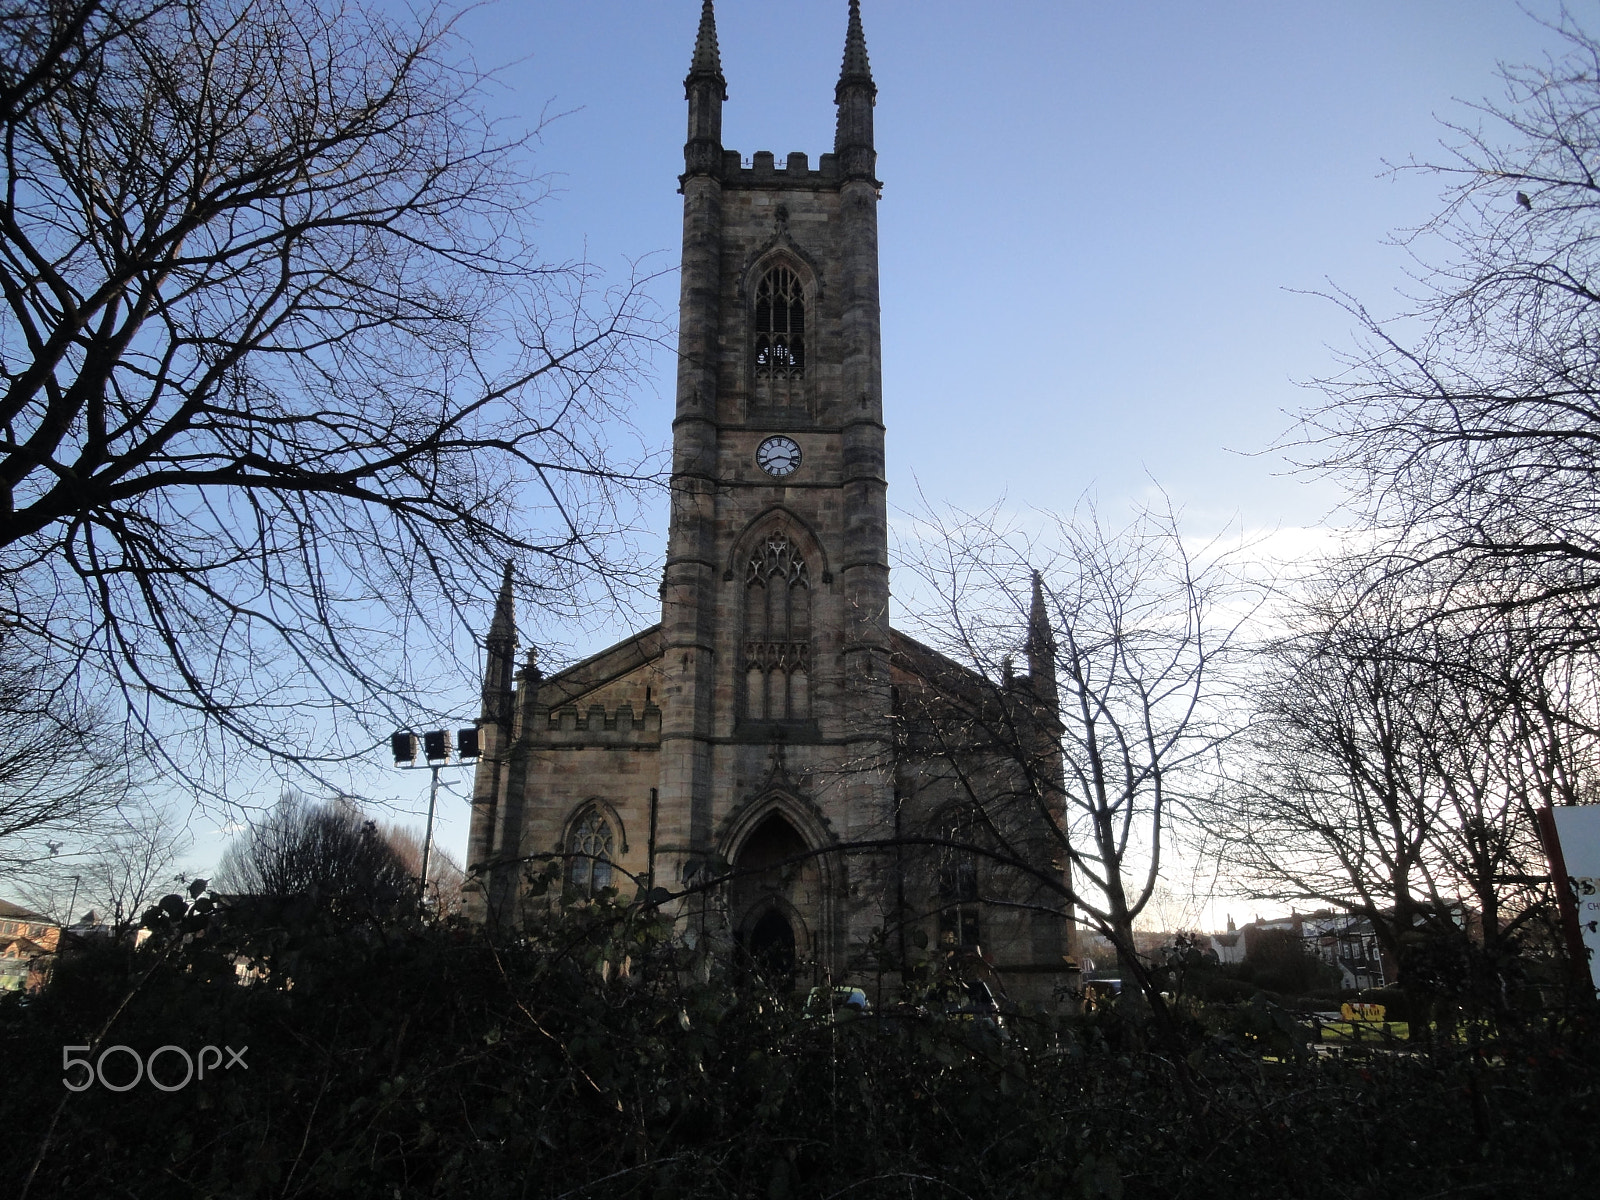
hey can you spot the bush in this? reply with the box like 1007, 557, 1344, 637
3, 889, 1599, 1198
1188, 973, 1260, 1005
1355, 986, 1415, 1024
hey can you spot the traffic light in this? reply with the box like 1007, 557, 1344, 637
423, 729, 449, 761
457, 727, 481, 760
391, 731, 416, 764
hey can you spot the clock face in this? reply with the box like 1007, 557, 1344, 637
756, 435, 802, 477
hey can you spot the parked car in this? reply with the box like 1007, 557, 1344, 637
803, 985, 870, 1022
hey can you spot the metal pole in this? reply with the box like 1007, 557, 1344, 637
647, 787, 659, 900
420, 763, 441, 905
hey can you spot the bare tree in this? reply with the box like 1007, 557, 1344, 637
1301, 12, 1600, 676
0, 640, 136, 877
1226, 573, 1442, 951
77, 804, 192, 935
215, 789, 412, 904
1416, 615, 1591, 980
894, 499, 1259, 998
0, 0, 658, 793
382, 821, 465, 914
1135, 883, 1210, 935
1223, 561, 1592, 1011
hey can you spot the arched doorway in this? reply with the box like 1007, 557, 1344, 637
746, 907, 797, 989
731, 810, 819, 990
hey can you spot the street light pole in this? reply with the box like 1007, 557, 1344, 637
391, 727, 479, 909
419, 761, 442, 905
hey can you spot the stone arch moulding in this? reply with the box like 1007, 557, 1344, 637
738, 241, 823, 306
743, 249, 818, 405
718, 788, 843, 980
734, 891, 811, 958
558, 797, 629, 856
717, 787, 838, 867
723, 506, 832, 584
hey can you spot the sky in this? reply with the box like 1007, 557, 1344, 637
178, 0, 1583, 917
453, 0, 1569, 532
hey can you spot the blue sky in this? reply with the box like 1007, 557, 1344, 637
188, 0, 1582, 897
450, 0, 1569, 538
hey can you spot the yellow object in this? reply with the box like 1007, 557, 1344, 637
1340, 1002, 1385, 1022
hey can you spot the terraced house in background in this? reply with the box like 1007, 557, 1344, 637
464, 2, 1079, 1008
0, 900, 57, 993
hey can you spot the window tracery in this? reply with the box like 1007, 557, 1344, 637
753, 266, 806, 381
743, 533, 812, 721
566, 807, 615, 897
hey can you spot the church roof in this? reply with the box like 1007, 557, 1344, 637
888, 627, 992, 701
533, 624, 664, 709
529, 624, 993, 715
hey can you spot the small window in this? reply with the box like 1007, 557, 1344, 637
566, 808, 615, 897
753, 266, 805, 380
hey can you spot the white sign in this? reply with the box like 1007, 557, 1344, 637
1551, 805, 1600, 994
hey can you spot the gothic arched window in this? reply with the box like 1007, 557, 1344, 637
753, 266, 805, 380
936, 809, 982, 949
743, 533, 811, 721
566, 806, 616, 897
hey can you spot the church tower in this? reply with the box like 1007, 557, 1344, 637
466, 1, 896, 982
464, 2, 1076, 1004
659, 0, 893, 976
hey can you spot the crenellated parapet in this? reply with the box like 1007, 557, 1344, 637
684, 148, 886, 194
534, 700, 663, 746
725, 150, 854, 189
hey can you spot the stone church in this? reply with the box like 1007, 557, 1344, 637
465, 1, 1078, 1007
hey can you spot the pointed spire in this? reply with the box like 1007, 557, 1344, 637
1025, 570, 1058, 706
482, 561, 518, 723
687, 0, 726, 94
488, 559, 515, 648
684, 0, 726, 176
1026, 570, 1055, 655
837, 0, 874, 94
834, 0, 876, 177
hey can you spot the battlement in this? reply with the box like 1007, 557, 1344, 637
534, 701, 662, 746
723, 149, 841, 188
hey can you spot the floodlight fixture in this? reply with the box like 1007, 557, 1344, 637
389, 722, 476, 907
